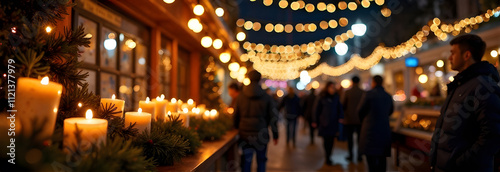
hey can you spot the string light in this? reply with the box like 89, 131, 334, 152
219, 52, 231, 63
237, 18, 348, 33
252, 0, 383, 13
236, 32, 246, 41
215, 7, 224, 17
45, 26, 52, 33
213, 39, 223, 49
163, 0, 174, 4
193, 4, 204, 16
201, 36, 212, 48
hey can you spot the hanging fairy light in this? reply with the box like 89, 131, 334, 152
213, 39, 223, 49
45, 26, 52, 33
215, 7, 224, 17
219, 52, 231, 63
229, 62, 240, 72
236, 32, 246, 41
193, 4, 204, 16
163, 0, 174, 4
201, 36, 212, 48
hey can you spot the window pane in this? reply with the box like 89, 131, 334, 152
136, 43, 147, 76
120, 35, 134, 73
134, 78, 148, 106
78, 16, 97, 64
100, 72, 117, 98
81, 69, 97, 93
100, 27, 117, 69
120, 77, 133, 111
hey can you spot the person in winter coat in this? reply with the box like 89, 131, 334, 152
342, 76, 365, 162
430, 34, 500, 172
302, 88, 317, 144
234, 70, 279, 172
278, 86, 302, 146
312, 81, 344, 165
357, 75, 393, 172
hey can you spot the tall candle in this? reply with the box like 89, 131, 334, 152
139, 97, 156, 121
187, 99, 196, 110
178, 108, 190, 127
101, 94, 125, 117
124, 108, 151, 134
166, 98, 178, 113
210, 109, 218, 120
17, 77, 62, 142
64, 110, 108, 151
204, 110, 210, 120
198, 104, 206, 115
154, 96, 167, 122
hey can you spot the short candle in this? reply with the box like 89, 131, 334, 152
124, 108, 151, 134
64, 109, 108, 151
101, 94, 125, 117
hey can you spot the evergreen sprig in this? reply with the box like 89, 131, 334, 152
56, 83, 100, 128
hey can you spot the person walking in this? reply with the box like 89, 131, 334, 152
357, 75, 393, 172
313, 81, 344, 165
279, 86, 302, 147
342, 76, 365, 162
302, 88, 317, 144
228, 82, 240, 108
234, 70, 279, 172
430, 34, 500, 172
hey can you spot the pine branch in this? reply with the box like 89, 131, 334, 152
56, 83, 100, 128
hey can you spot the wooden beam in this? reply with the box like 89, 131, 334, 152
170, 39, 179, 98
149, 27, 161, 98
189, 52, 201, 102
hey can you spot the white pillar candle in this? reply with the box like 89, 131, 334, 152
204, 110, 210, 120
17, 77, 62, 142
101, 94, 125, 117
124, 108, 151, 134
64, 110, 107, 151
139, 97, 156, 121
154, 96, 167, 122
179, 108, 190, 127
166, 98, 178, 113
198, 104, 206, 115
210, 109, 218, 120
187, 99, 196, 110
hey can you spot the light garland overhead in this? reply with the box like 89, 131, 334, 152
246, 7, 500, 80
253, 0, 384, 13
236, 18, 349, 33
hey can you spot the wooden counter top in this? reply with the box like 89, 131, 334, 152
157, 130, 239, 172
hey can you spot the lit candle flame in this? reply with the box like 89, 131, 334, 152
192, 108, 197, 113
210, 109, 217, 116
86, 109, 93, 120
183, 108, 188, 113
41, 76, 49, 85
161, 94, 165, 99
187, 99, 194, 105
167, 111, 171, 117
171, 98, 177, 103
112, 94, 116, 99
146, 97, 150, 103
204, 110, 210, 117
138, 108, 142, 113
78, 103, 82, 107
156, 96, 161, 101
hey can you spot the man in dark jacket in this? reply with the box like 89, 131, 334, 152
279, 86, 301, 146
430, 34, 500, 172
302, 88, 317, 144
343, 76, 365, 162
357, 75, 393, 172
234, 70, 279, 172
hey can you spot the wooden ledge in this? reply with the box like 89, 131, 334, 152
157, 130, 239, 172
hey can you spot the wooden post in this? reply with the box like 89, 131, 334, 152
149, 27, 161, 98
54, 1, 72, 36
190, 52, 201, 102
170, 39, 179, 98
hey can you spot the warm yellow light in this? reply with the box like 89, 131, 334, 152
244, 21, 253, 30
215, 7, 224, 17
415, 67, 423, 75
229, 62, 240, 72
146, 97, 151, 103
161, 94, 165, 99
285, 24, 293, 33
227, 107, 234, 114
311, 81, 320, 89
253, 22, 261, 31
236, 32, 246, 41
112, 94, 116, 100
305, 3, 315, 12
291, 1, 300, 10
86, 109, 93, 120
375, 0, 384, 6
243, 78, 251, 85
78, 103, 82, 107
317, 2, 326, 11
219, 52, 231, 63
236, 19, 245, 27
449, 76, 454, 82
138, 108, 142, 113
239, 66, 247, 75
163, 0, 174, 4
329, 20, 338, 28
341, 79, 352, 88
275, 24, 284, 33
418, 74, 428, 84
436, 60, 444, 68
41, 76, 49, 85
279, 0, 288, 8
213, 39, 223, 49
201, 36, 212, 48
45, 26, 52, 33
338, 1, 347, 10
339, 18, 348, 27
348, 2, 357, 11
171, 98, 177, 103
381, 7, 391, 17
326, 3, 336, 13
265, 23, 274, 32
263, 0, 273, 6
188, 18, 202, 33
361, 0, 370, 8
491, 50, 498, 57
277, 90, 284, 97
296, 23, 304, 32
193, 4, 204, 16
125, 39, 136, 49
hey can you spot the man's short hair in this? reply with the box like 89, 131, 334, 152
228, 82, 240, 91
373, 75, 383, 86
352, 76, 360, 84
247, 70, 261, 82
450, 34, 486, 62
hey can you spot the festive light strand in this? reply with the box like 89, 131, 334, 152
247, 7, 500, 80
254, 0, 384, 13
236, 18, 348, 33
